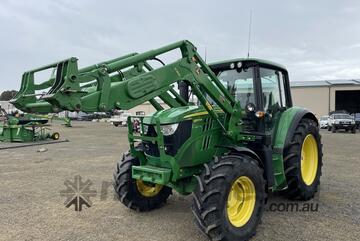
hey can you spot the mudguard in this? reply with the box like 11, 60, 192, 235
284, 109, 318, 148
272, 107, 318, 190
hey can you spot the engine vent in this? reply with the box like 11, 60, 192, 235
202, 135, 212, 150
202, 117, 213, 132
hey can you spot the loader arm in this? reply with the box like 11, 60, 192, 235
11, 40, 243, 138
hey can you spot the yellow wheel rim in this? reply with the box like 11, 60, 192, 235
301, 134, 318, 185
136, 180, 163, 197
226, 176, 256, 227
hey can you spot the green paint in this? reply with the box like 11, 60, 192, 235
0, 121, 52, 142
10, 40, 320, 194
271, 107, 306, 189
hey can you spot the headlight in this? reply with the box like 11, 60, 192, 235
159, 123, 179, 136
352, 120, 355, 124
334, 120, 339, 124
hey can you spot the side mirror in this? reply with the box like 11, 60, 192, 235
245, 103, 256, 113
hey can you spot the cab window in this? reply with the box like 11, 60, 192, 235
260, 68, 287, 111
217, 67, 255, 109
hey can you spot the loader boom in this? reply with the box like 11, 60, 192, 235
11, 40, 242, 137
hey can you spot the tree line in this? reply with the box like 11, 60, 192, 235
0, 90, 18, 101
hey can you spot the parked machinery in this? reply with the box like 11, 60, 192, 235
0, 107, 59, 142
11, 40, 323, 240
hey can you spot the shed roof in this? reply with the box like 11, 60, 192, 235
290, 79, 360, 88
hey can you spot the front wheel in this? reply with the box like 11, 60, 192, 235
192, 155, 266, 241
113, 152, 172, 211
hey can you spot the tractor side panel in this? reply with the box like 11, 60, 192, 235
176, 116, 223, 167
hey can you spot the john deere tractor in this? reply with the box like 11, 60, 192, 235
11, 40, 322, 241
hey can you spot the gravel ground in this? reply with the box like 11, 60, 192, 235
0, 122, 359, 241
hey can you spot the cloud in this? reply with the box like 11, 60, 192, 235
1, 0, 360, 93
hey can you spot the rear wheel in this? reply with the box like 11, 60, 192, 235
113, 152, 172, 211
192, 155, 266, 241
283, 118, 323, 200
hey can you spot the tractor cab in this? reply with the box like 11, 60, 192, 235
209, 58, 292, 137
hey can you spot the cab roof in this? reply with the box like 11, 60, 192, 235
208, 58, 287, 71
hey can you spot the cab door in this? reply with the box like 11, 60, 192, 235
257, 66, 290, 140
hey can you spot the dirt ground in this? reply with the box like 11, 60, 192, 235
0, 122, 359, 241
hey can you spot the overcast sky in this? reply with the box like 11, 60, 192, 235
1, 0, 360, 92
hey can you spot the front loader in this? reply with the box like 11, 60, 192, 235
11, 40, 323, 241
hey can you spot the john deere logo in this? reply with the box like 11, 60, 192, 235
60, 175, 97, 211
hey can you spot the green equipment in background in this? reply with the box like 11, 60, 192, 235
0, 107, 59, 142
25, 113, 72, 127
11, 40, 323, 241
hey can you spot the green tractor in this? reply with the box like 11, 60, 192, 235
11, 40, 322, 241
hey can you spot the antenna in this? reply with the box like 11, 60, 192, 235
247, 10, 253, 58
204, 46, 207, 63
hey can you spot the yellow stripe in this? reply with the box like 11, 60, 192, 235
184, 111, 209, 118
205, 102, 213, 110
184, 110, 224, 119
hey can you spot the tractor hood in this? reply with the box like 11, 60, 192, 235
142, 105, 218, 125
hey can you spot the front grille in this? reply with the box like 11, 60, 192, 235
142, 121, 192, 157
143, 125, 160, 157
143, 141, 160, 156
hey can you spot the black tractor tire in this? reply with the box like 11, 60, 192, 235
192, 154, 266, 241
113, 152, 172, 211
283, 118, 323, 200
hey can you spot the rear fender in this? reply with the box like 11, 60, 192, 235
272, 107, 318, 189
284, 110, 318, 148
